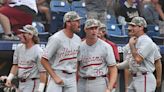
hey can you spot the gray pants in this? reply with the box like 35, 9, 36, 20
46, 70, 77, 92
128, 73, 156, 92
77, 77, 108, 92
19, 79, 39, 92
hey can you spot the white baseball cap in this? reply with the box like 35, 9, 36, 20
19, 25, 38, 36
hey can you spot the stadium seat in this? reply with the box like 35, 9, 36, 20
107, 24, 124, 36
147, 24, 159, 31
152, 36, 164, 45
32, 22, 45, 33
38, 32, 50, 42
72, 1, 87, 24
108, 34, 129, 44
49, 12, 65, 34
106, 15, 117, 24
50, 0, 71, 12
146, 24, 160, 37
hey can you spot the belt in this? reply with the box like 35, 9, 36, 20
82, 75, 107, 80
132, 72, 147, 77
19, 78, 38, 82
62, 70, 73, 74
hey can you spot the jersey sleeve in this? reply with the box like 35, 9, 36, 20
137, 41, 154, 59
154, 45, 162, 61
105, 44, 117, 66
36, 46, 46, 72
123, 44, 129, 61
13, 44, 22, 64
42, 36, 60, 60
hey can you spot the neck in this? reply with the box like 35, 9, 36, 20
101, 37, 106, 41
64, 28, 74, 38
25, 41, 34, 49
86, 38, 98, 46
137, 32, 145, 38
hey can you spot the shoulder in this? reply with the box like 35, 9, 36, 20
33, 44, 43, 51
16, 43, 25, 49
99, 39, 113, 49
106, 40, 117, 47
48, 31, 63, 42
73, 34, 81, 42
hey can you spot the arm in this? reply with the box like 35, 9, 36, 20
155, 59, 162, 88
107, 65, 118, 91
38, 72, 47, 92
117, 60, 129, 69
41, 58, 64, 85
124, 69, 131, 92
155, 3, 164, 21
129, 37, 143, 64
5, 64, 18, 87
36, 0, 45, 5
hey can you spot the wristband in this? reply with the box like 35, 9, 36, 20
7, 73, 14, 81
38, 83, 45, 92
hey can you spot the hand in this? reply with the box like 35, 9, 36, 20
129, 37, 137, 45
5, 79, 12, 87
54, 77, 64, 85
156, 79, 161, 88
105, 88, 111, 92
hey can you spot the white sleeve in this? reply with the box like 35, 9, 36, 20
36, 46, 46, 72
154, 45, 162, 61
137, 41, 154, 59
117, 60, 129, 69
13, 45, 22, 64
42, 36, 60, 60
106, 45, 117, 66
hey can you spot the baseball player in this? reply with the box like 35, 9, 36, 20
117, 16, 161, 92
77, 19, 118, 92
5, 25, 47, 92
98, 22, 120, 62
98, 22, 120, 92
40, 11, 82, 92
117, 20, 162, 92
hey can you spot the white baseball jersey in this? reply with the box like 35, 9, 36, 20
128, 34, 160, 73
42, 30, 81, 73
13, 44, 44, 79
78, 39, 116, 77
9, 0, 38, 13
122, 42, 161, 71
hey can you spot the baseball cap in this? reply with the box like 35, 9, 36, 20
84, 19, 99, 29
99, 23, 107, 30
19, 25, 38, 36
128, 17, 147, 28
63, 11, 82, 23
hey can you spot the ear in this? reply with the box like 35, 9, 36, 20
84, 29, 87, 33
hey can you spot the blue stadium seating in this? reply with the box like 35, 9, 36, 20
50, 0, 71, 12
38, 32, 50, 42
146, 25, 160, 37
108, 34, 129, 44
106, 15, 117, 24
152, 36, 164, 45
49, 0, 86, 34
72, 1, 86, 24
49, 12, 65, 34
107, 24, 124, 36
32, 22, 45, 33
